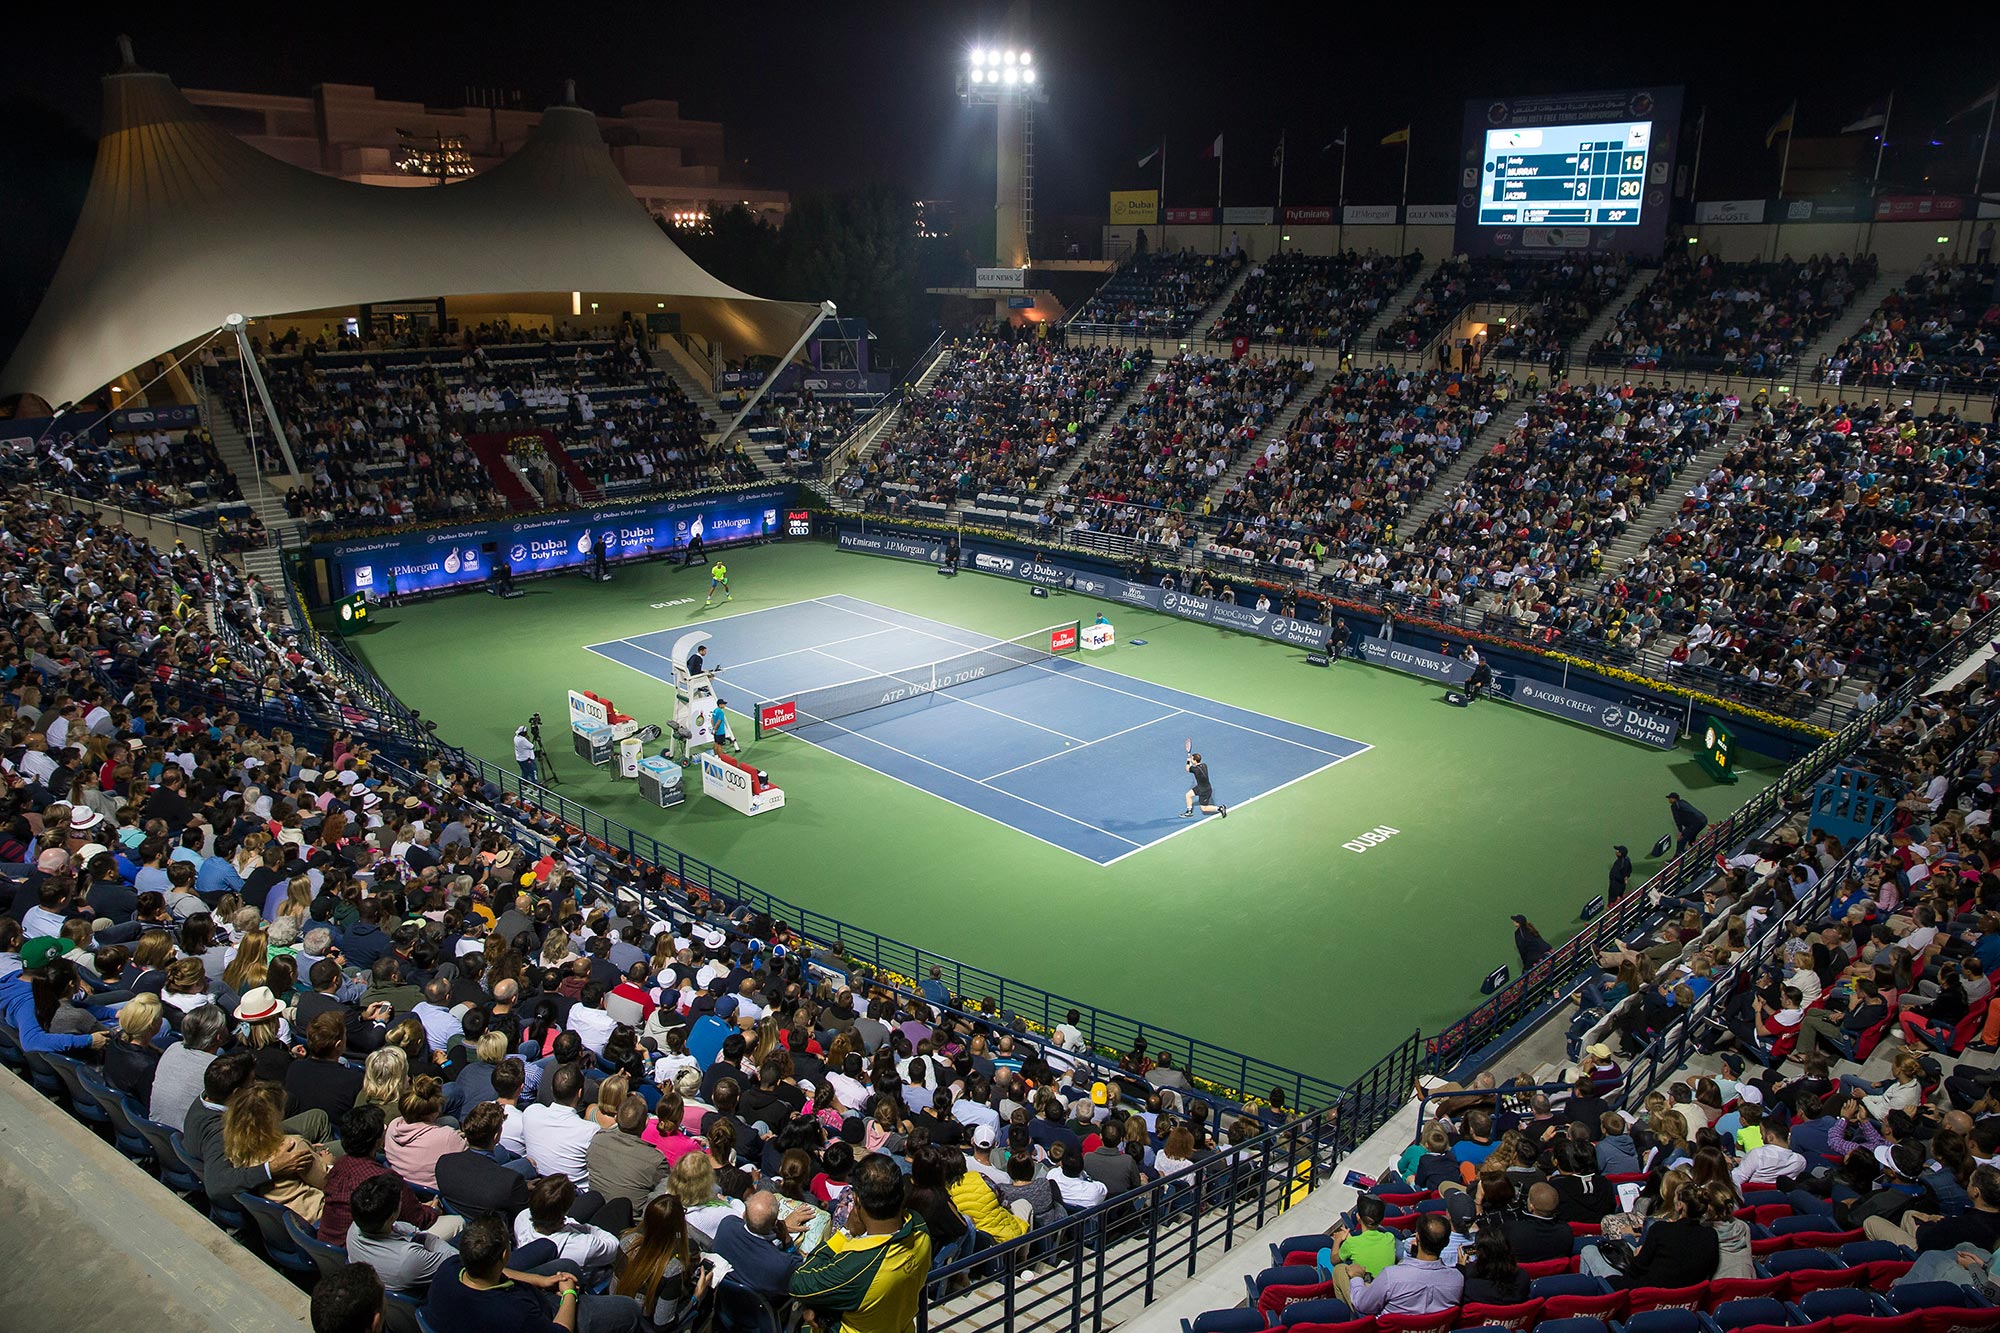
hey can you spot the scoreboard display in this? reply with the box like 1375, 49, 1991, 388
1696, 715, 1740, 784
1479, 122, 1652, 226
1456, 86, 1683, 259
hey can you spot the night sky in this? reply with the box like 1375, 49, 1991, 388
4, 2, 1999, 358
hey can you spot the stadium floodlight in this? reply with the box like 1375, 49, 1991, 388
1002, 49, 1017, 64
1002, 67, 1018, 84
1022, 68, 1036, 84
970, 47, 986, 65
970, 68, 984, 83
1020, 51, 1032, 65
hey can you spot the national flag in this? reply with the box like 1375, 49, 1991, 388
1380, 125, 1410, 146
1200, 133, 1223, 160
1950, 85, 2000, 121
1841, 98, 1889, 134
1765, 101, 1796, 148
1323, 128, 1349, 152
1137, 142, 1161, 169
1273, 132, 1286, 168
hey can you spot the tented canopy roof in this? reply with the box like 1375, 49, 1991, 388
2, 58, 816, 408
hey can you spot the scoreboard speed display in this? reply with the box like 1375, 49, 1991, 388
1456, 86, 1683, 259
1479, 122, 1652, 226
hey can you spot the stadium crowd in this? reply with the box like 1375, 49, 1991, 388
842, 340, 1149, 509
1821, 261, 2000, 393
1065, 352, 1313, 521
1598, 402, 2000, 698
1206, 252, 1423, 350
1589, 254, 1878, 376
1195, 678, 2000, 1333
1376, 255, 1637, 360
0, 490, 1290, 1333
1206, 367, 1505, 575
1072, 250, 1244, 334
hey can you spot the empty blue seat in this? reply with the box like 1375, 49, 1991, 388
1624, 1309, 1716, 1333
1184, 1312, 1267, 1333
1890, 1284, 1988, 1312
1281, 1299, 1353, 1326
1763, 1249, 1846, 1274
1712, 1298, 1794, 1331
1271, 1233, 1332, 1266
1797, 1289, 1890, 1321
1838, 1241, 1913, 1266
1536, 1319, 1613, 1333
1533, 1275, 1614, 1299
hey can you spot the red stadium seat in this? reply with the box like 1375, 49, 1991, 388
1626, 1286, 1711, 1315
1703, 1278, 1787, 1308
1520, 1257, 1583, 1279
1920, 1310, 2000, 1333
1374, 1310, 1463, 1333
1542, 1292, 1630, 1321
1455, 1300, 1544, 1330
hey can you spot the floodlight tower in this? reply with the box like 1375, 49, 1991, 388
958, 43, 1045, 269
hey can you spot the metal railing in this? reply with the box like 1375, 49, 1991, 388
1426, 602, 2000, 1077
917, 1028, 1428, 1333
1615, 699, 2000, 1109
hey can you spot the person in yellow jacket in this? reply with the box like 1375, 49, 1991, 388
945, 1152, 1029, 1244
790, 1156, 933, 1333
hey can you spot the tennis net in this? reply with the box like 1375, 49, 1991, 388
754, 620, 1081, 738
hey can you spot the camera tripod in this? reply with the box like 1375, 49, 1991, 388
529, 720, 560, 786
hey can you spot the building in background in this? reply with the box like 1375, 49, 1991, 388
913, 199, 955, 239
183, 82, 788, 224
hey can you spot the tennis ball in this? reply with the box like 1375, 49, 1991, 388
1064, 741, 1071, 747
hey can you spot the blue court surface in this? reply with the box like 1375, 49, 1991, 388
586, 594, 1370, 864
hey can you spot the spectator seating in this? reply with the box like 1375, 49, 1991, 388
1074, 250, 1244, 334
1207, 253, 1423, 349
1206, 367, 1504, 581
1065, 352, 1312, 526
844, 340, 1150, 513
1820, 262, 2000, 393
1600, 403, 1998, 697
1588, 255, 1877, 377
1375, 256, 1636, 358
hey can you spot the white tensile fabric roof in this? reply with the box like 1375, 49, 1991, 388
2, 63, 815, 408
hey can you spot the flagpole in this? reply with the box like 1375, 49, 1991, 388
1338, 125, 1349, 218
1276, 131, 1286, 253
1777, 105, 1794, 198
1872, 91, 1894, 191
1688, 108, 1706, 203
1976, 93, 1997, 199
1159, 138, 1167, 254
1399, 128, 1411, 256
1216, 139, 1224, 255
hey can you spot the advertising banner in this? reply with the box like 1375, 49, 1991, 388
758, 700, 797, 732
974, 267, 1027, 289
109, 404, 203, 432
1694, 199, 1767, 224
1049, 624, 1079, 652
322, 487, 791, 598
1406, 205, 1458, 226
1342, 205, 1398, 225
1109, 190, 1160, 225
1164, 207, 1214, 224
1356, 637, 1475, 685
1282, 205, 1335, 224
1873, 194, 1965, 221
714, 367, 890, 395
1355, 636, 1679, 747
1221, 206, 1274, 225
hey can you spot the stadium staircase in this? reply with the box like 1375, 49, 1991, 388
1188, 258, 1257, 340
1588, 425, 1740, 580
1798, 264, 1906, 367
644, 338, 728, 438
1031, 364, 1166, 505
203, 404, 306, 594
461, 434, 543, 509
1193, 364, 1336, 509
1562, 266, 1656, 368
540, 438, 604, 504
1393, 403, 1520, 533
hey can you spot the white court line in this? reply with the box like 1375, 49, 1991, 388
602, 596, 866, 664
979, 712, 1186, 782
785, 712, 1143, 850
809, 645, 1085, 743
1100, 749, 1370, 865
814, 594, 1365, 760
726, 627, 903, 672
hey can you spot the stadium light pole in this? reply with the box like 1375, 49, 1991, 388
225, 313, 303, 482
959, 44, 1047, 269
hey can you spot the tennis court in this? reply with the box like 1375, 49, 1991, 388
586, 593, 1370, 863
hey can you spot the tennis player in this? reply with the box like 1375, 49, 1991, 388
704, 561, 731, 608
1181, 752, 1227, 819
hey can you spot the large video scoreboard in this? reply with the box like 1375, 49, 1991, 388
1457, 87, 1683, 258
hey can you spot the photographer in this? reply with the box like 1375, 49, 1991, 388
515, 725, 537, 785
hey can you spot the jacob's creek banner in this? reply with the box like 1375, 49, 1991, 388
838, 521, 1681, 747
1109, 190, 1160, 225
321, 488, 791, 598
